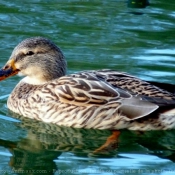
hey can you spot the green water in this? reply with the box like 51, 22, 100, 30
0, 0, 175, 175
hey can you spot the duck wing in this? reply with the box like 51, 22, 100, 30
90, 69, 175, 107
146, 81, 175, 94
55, 72, 158, 120
57, 72, 131, 105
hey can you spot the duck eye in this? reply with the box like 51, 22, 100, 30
26, 51, 34, 56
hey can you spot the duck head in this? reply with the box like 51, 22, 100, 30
0, 37, 67, 84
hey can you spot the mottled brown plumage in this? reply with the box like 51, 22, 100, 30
1, 37, 175, 130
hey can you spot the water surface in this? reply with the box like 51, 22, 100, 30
0, 0, 175, 175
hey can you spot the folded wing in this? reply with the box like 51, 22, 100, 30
55, 72, 159, 120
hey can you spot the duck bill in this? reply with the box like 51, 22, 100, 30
0, 59, 19, 81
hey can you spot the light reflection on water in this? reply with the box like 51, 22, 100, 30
0, 0, 175, 174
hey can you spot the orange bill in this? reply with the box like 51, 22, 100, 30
0, 59, 19, 81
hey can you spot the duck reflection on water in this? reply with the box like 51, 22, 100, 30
0, 115, 175, 175
0, 115, 118, 175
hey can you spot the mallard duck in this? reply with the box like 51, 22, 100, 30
0, 37, 175, 131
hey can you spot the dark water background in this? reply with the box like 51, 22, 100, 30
0, 0, 175, 175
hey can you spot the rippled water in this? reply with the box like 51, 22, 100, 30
0, 0, 175, 175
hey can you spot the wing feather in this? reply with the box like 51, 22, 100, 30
54, 72, 159, 120
56, 72, 131, 106
91, 69, 175, 106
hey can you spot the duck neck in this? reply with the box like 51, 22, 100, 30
21, 76, 51, 85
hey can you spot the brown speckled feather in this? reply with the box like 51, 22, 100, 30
92, 69, 175, 101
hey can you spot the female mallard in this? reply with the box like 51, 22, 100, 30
0, 37, 175, 131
